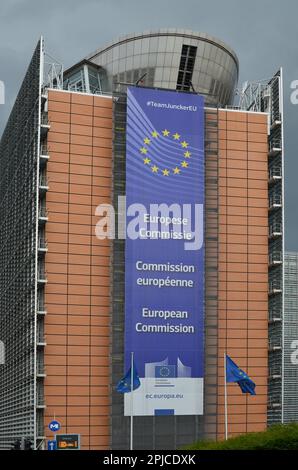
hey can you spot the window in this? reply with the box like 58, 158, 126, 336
176, 45, 197, 91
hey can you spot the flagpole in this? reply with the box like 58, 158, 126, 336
130, 351, 134, 451
224, 351, 228, 440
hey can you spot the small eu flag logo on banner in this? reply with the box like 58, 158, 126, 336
155, 365, 176, 378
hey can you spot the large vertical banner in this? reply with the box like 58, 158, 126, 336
125, 87, 204, 416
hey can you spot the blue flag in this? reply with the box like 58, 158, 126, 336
226, 355, 256, 396
116, 361, 141, 393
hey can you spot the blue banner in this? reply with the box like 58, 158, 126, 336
125, 87, 204, 416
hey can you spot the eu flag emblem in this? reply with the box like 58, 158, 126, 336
139, 129, 192, 177
116, 361, 141, 393
155, 365, 176, 378
226, 355, 256, 396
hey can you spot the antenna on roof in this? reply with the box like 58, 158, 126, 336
135, 73, 147, 86
189, 81, 196, 93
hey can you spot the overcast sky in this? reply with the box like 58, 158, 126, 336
0, 0, 297, 249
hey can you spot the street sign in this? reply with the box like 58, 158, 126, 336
47, 440, 57, 451
56, 434, 80, 450
48, 420, 61, 432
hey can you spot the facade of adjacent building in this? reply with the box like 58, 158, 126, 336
283, 252, 298, 423
0, 30, 285, 450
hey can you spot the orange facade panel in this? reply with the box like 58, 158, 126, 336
217, 110, 268, 439
43, 96, 269, 448
44, 90, 112, 449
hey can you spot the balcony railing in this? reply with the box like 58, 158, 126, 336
37, 331, 45, 344
269, 167, 282, 184
269, 339, 282, 351
269, 280, 282, 295
269, 224, 282, 238
269, 194, 282, 210
269, 309, 282, 322
36, 393, 45, 408
40, 144, 49, 156
37, 299, 47, 314
40, 113, 50, 139
38, 207, 48, 223
37, 266, 47, 283
39, 146, 49, 169
41, 112, 50, 127
39, 176, 49, 189
269, 138, 282, 156
36, 361, 45, 376
269, 367, 282, 379
36, 333, 46, 349
270, 115, 282, 129
38, 238, 48, 252
268, 398, 282, 408
269, 251, 282, 266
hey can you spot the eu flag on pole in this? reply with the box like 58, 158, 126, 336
116, 361, 141, 393
226, 355, 256, 395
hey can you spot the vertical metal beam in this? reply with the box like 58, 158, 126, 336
280, 68, 285, 424
33, 35, 44, 450
83, 64, 91, 94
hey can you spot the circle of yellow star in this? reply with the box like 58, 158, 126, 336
139, 130, 193, 176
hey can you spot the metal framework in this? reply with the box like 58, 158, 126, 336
239, 70, 285, 425
43, 52, 64, 90
0, 38, 49, 449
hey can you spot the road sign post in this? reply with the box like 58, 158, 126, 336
47, 440, 57, 451
56, 434, 80, 450
48, 420, 61, 432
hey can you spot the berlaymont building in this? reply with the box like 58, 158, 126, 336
0, 29, 286, 450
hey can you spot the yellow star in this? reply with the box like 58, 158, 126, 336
184, 151, 191, 158
173, 133, 180, 140
162, 129, 170, 137
143, 157, 151, 165
181, 161, 188, 168
151, 165, 158, 173
173, 167, 181, 174
140, 147, 148, 154
144, 137, 151, 145
162, 169, 170, 176
151, 130, 159, 138
181, 141, 188, 148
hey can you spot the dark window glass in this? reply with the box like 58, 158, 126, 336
176, 45, 197, 91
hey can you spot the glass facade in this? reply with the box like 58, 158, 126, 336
64, 61, 108, 95
284, 252, 298, 422
0, 39, 43, 450
85, 29, 239, 106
